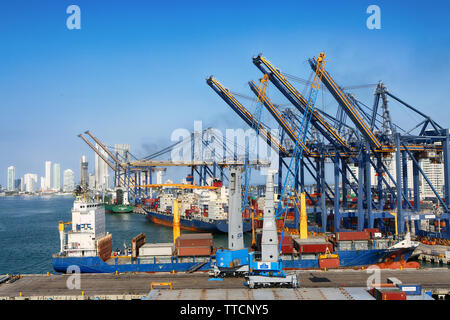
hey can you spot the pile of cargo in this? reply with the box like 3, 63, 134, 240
175, 233, 213, 256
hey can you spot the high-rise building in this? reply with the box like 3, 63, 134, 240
40, 177, 45, 191
114, 144, 130, 162
7, 166, 15, 191
80, 155, 88, 187
88, 173, 96, 190
63, 169, 75, 192
45, 161, 52, 190
53, 163, 61, 191
24, 173, 38, 193
14, 178, 23, 192
95, 144, 110, 190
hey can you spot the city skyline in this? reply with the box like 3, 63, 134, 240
2, 159, 87, 192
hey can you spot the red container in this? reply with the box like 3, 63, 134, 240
364, 228, 380, 237
176, 246, 211, 256
335, 231, 370, 241
318, 258, 340, 269
297, 243, 333, 254
369, 283, 396, 296
176, 233, 213, 247
374, 288, 406, 300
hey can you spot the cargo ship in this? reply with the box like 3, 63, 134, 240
104, 203, 133, 214
103, 188, 133, 213
52, 190, 419, 274
143, 180, 253, 233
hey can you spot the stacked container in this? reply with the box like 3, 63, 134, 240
176, 233, 213, 256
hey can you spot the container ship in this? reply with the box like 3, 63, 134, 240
52, 190, 419, 274
103, 188, 133, 214
142, 179, 253, 233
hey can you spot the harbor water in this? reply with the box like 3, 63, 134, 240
0, 196, 252, 274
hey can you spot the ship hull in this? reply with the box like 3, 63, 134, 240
52, 246, 417, 274
104, 204, 133, 213
52, 256, 212, 273
143, 208, 252, 233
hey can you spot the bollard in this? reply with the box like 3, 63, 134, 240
47, 272, 50, 277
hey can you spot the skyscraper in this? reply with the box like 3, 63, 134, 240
95, 143, 110, 190
53, 163, 61, 191
80, 155, 88, 187
24, 173, 38, 193
45, 161, 52, 190
14, 178, 23, 192
7, 166, 15, 191
40, 177, 45, 191
63, 169, 75, 192
88, 173, 96, 190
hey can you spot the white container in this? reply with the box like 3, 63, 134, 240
139, 243, 174, 256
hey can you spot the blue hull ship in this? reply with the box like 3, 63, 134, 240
52, 245, 417, 274
144, 208, 253, 233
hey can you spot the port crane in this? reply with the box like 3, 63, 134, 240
246, 52, 327, 288
242, 74, 269, 249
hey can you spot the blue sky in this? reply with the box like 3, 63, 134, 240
1, 0, 450, 186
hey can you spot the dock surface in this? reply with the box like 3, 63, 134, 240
0, 269, 448, 300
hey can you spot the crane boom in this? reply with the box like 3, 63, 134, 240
253, 55, 348, 149
276, 52, 327, 254
308, 58, 382, 149
206, 76, 288, 156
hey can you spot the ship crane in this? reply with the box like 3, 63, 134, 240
246, 52, 327, 288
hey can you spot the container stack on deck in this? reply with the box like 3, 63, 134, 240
175, 233, 213, 256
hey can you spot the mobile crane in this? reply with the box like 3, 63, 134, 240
245, 52, 327, 288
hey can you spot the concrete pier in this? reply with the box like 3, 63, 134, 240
0, 269, 448, 300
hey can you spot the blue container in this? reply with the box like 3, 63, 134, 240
398, 284, 422, 296
216, 248, 249, 268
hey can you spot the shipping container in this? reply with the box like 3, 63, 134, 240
335, 231, 370, 241
297, 243, 333, 254
176, 246, 211, 256
176, 233, 213, 247
139, 243, 174, 256
318, 258, 339, 269
96, 234, 112, 262
397, 285, 422, 296
131, 233, 146, 258
337, 241, 353, 251
353, 240, 369, 250
373, 288, 406, 300
369, 283, 396, 296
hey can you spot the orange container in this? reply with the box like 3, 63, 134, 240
318, 258, 340, 269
